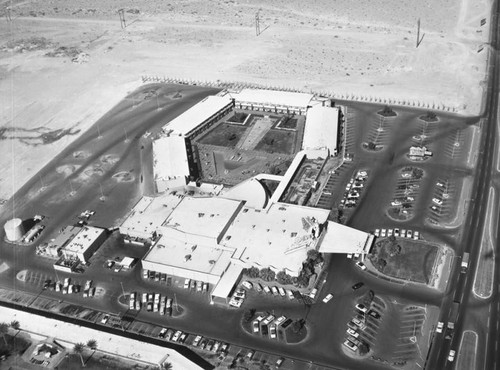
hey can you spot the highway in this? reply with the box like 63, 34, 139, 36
424, 0, 500, 368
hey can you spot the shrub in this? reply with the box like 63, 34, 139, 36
259, 268, 275, 282
276, 270, 293, 285
246, 266, 260, 279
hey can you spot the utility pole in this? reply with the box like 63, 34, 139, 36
5, 7, 12, 22
416, 18, 425, 48
255, 11, 261, 36
118, 9, 126, 29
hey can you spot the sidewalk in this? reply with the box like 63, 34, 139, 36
0, 305, 203, 370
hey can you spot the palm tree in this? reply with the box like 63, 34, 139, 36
86, 339, 97, 350
73, 342, 86, 367
0, 323, 8, 345
161, 362, 172, 370
10, 320, 20, 338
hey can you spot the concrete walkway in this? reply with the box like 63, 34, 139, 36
0, 306, 203, 370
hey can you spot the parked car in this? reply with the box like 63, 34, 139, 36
368, 310, 380, 319
241, 281, 253, 290
323, 293, 334, 303
355, 303, 368, 314
355, 261, 367, 271
343, 340, 357, 352
263, 285, 271, 294
192, 335, 202, 346
172, 331, 182, 342
158, 328, 168, 338
101, 315, 109, 324
276, 357, 285, 368
43, 279, 51, 289
274, 316, 287, 326
352, 282, 364, 290
269, 325, 277, 339
347, 328, 359, 338
246, 350, 255, 360
309, 288, 318, 299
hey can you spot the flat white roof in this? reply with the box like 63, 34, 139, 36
121, 256, 135, 268
119, 195, 182, 239
211, 263, 244, 299
303, 106, 339, 154
234, 89, 313, 109
144, 233, 233, 277
219, 177, 268, 209
319, 221, 373, 254
162, 95, 232, 136
153, 135, 190, 181
221, 202, 330, 274
164, 196, 243, 244
269, 151, 306, 204
63, 226, 105, 254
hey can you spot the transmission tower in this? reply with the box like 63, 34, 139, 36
118, 9, 126, 29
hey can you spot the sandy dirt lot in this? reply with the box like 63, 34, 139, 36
0, 0, 492, 203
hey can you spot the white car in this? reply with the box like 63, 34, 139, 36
241, 281, 253, 290
101, 315, 109, 324
355, 303, 368, 314
323, 293, 334, 303
274, 316, 287, 326
374, 229, 380, 237
269, 324, 277, 339
343, 340, 358, 352
346, 328, 359, 338
355, 261, 367, 271
436, 322, 444, 333
407, 230, 413, 239
413, 231, 420, 240
309, 288, 318, 299
387, 229, 394, 236
381, 229, 387, 237
432, 197, 443, 205
448, 350, 456, 362
394, 228, 400, 237
172, 330, 182, 342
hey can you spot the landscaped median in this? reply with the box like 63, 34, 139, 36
367, 236, 442, 286
473, 187, 496, 299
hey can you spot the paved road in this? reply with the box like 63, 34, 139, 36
424, 0, 500, 369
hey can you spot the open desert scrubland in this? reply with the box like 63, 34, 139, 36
0, 0, 493, 203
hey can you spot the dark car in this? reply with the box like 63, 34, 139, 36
352, 282, 364, 290
161, 273, 167, 283
261, 324, 269, 336
368, 310, 381, 319
43, 279, 51, 289
167, 277, 172, 286
281, 318, 293, 329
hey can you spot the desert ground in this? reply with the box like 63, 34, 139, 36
0, 0, 492, 203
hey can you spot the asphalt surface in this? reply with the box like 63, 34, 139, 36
0, 63, 492, 370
